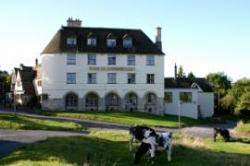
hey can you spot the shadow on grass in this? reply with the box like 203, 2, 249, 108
0, 136, 249, 166
0, 140, 26, 159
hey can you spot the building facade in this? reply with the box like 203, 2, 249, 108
41, 18, 165, 114
164, 77, 214, 119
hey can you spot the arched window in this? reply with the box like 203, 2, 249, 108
146, 93, 157, 104
105, 93, 120, 106
86, 93, 98, 107
65, 93, 78, 107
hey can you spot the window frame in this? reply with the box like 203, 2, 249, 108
87, 37, 97, 46
107, 38, 116, 48
128, 73, 136, 84
66, 73, 76, 84
146, 56, 155, 66
66, 37, 77, 46
123, 38, 133, 48
67, 53, 76, 65
164, 92, 173, 103
108, 55, 116, 65
107, 73, 116, 84
179, 92, 192, 103
88, 54, 96, 65
127, 55, 135, 66
88, 73, 97, 84
146, 74, 155, 84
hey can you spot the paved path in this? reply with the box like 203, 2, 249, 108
0, 129, 87, 158
181, 120, 237, 139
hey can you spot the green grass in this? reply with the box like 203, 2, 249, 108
42, 111, 209, 128
235, 120, 250, 134
1, 130, 249, 166
0, 113, 85, 131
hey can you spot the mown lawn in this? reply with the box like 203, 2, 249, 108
42, 111, 210, 128
0, 113, 85, 131
0, 130, 249, 166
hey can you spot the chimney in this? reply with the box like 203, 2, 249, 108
155, 27, 162, 50
35, 58, 38, 66
174, 63, 177, 80
67, 17, 82, 27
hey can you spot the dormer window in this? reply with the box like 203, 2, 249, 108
107, 33, 116, 48
66, 37, 77, 46
87, 38, 97, 46
123, 34, 133, 48
87, 32, 97, 46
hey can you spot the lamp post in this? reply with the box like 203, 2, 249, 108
178, 99, 182, 129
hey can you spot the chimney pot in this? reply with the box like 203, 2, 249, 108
67, 17, 82, 27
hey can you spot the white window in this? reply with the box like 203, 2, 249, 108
66, 37, 77, 46
128, 73, 136, 84
88, 73, 96, 84
107, 39, 116, 48
87, 38, 97, 46
127, 55, 135, 66
108, 55, 116, 65
67, 54, 76, 65
147, 74, 155, 84
146, 56, 155, 66
88, 54, 96, 65
123, 38, 133, 48
180, 92, 192, 103
108, 73, 116, 84
67, 73, 76, 84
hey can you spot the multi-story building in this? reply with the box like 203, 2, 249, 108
41, 18, 165, 114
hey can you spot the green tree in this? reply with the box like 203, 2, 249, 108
206, 72, 231, 97
228, 78, 250, 115
177, 66, 186, 78
187, 72, 195, 80
0, 70, 11, 104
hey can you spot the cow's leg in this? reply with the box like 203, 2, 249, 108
129, 135, 134, 151
167, 141, 172, 161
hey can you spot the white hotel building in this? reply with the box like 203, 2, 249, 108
41, 18, 165, 114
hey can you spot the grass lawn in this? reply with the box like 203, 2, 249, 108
235, 120, 250, 135
42, 111, 209, 128
0, 113, 85, 131
0, 130, 249, 166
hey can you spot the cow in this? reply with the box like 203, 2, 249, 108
213, 128, 230, 142
129, 126, 173, 165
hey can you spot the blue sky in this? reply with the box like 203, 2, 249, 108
0, 0, 249, 81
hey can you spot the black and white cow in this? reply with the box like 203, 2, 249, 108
156, 132, 173, 161
129, 126, 158, 164
129, 126, 173, 164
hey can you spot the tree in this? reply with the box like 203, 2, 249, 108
228, 78, 250, 115
177, 66, 186, 78
187, 72, 195, 80
0, 70, 11, 105
206, 72, 231, 97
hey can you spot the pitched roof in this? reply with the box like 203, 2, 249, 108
164, 77, 213, 92
15, 66, 36, 95
42, 26, 164, 55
